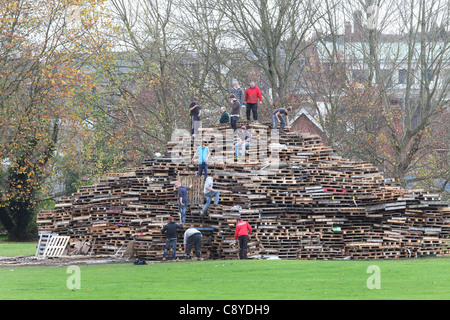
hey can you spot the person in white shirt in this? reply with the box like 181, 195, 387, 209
184, 227, 202, 260
201, 173, 220, 216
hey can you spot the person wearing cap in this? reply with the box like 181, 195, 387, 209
234, 126, 252, 159
161, 216, 183, 261
235, 219, 252, 259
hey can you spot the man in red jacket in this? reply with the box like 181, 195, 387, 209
234, 219, 252, 259
244, 82, 262, 121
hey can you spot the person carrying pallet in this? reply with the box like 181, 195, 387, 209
234, 219, 253, 259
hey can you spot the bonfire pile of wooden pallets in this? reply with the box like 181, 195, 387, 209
37, 122, 450, 260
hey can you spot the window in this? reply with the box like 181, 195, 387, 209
399, 69, 407, 84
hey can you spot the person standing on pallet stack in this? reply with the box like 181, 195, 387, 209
161, 216, 183, 261
189, 96, 201, 136
231, 81, 245, 116
244, 81, 262, 122
175, 181, 192, 224
184, 227, 203, 260
192, 140, 210, 179
229, 93, 241, 132
235, 219, 253, 259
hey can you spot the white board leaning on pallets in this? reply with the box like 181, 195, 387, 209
42, 235, 70, 257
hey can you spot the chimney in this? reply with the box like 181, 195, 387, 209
353, 10, 362, 29
353, 10, 363, 41
345, 21, 352, 38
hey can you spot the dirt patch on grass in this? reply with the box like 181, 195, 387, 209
0, 255, 132, 267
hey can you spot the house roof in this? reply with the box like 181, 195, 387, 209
290, 107, 323, 132
317, 41, 449, 64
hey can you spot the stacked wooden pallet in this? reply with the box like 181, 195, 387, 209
37, 122, 450, 260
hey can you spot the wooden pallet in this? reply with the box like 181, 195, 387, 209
43, 236, 70, 257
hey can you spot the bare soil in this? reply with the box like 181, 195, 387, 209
0, 255, 131, 267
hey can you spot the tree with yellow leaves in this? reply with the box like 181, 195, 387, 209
0, 0, 111, 240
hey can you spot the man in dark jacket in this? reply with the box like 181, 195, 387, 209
229, 94, 241, 131
175, 181, 192, 223
161, 216, 183, 261
189, 96, 201, 136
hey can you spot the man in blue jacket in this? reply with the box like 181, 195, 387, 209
192, 140, 210, 178
161, 216, 183, 261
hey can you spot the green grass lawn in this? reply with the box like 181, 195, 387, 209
0, 241, 37, 257
1, 258, 449, 300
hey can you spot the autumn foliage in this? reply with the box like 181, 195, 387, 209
0, 0, 111, 240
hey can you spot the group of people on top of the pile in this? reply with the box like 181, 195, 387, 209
160, 175, 252, 262
190, 81, 292, 166
190, 80, 293, 136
